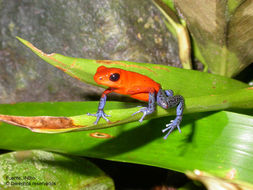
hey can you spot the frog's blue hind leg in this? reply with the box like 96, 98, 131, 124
132, 91, 156, 122
157, 89, 184, 139
162, 95, 184, 139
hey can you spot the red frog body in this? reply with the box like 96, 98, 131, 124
88, 66, 184, 139
93, 66, 160, 102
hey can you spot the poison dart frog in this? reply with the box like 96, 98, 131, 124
87, 66, 184, 139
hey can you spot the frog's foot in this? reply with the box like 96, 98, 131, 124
162, 116, 182, 139
132, 107, 152, 122
87, 109, 111, 125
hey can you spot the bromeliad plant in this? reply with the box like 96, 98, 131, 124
0, 0, 253, 189
1, 37, 251, 134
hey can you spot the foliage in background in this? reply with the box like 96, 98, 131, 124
0, 150, 114, 190
160, 0, 253, 77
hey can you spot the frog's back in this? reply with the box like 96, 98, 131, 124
121, 71, 160, 101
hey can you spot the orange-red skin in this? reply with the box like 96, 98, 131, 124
94, 66, 161, 102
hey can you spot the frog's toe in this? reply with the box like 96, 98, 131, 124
132, 107, 145, 115
162, 125, 179, 139
87, 110, 110, 124
132, 107, 148, 122
103, 113, 111, 117
138, 114, 146, 122
162, 119, 182, 139
87, 113, 96, 116
94, 116, 100, 125
101, 114, 110, 121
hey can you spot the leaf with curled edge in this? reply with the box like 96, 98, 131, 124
13, 37, 253, 133
16, 37, 248, 99
0, 87, 252, 133
0, 106, 141, 133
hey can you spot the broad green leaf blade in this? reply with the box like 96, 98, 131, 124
0, 87, 252, 133
0, 150, 114, 190
16, 37, 248, 98
174, 0, 253, 77
0, 102, 253, 184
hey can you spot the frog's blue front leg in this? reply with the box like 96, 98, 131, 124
157, 89, 184, 139
132, 91, 156, 122
87, 88, 112, 124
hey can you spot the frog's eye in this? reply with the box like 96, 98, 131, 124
109, 73, 120, 82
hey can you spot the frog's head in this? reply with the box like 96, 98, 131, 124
94, 66, 125, 88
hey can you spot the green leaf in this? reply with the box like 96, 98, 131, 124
16, 37, 247, 98
0, 150, 114, 190
4, 37, 251, 133
174, 0, 253, 77
0, 87, 252, 133
0, 102, 253, 185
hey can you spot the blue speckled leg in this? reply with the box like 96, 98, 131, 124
132, 91, 156, 122
87, 89, 112, 124
157, 89, 184, 139
162, 95, 184, 139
